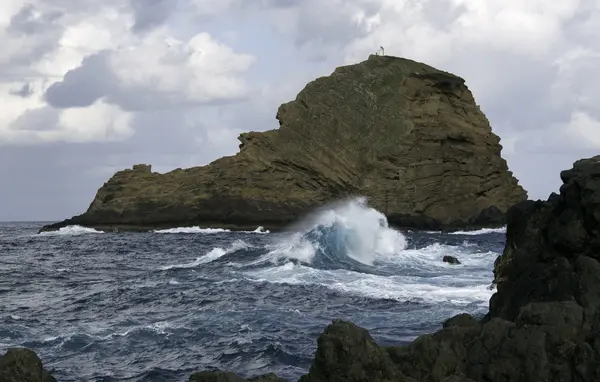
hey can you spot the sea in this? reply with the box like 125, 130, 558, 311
0, 198, 506, 382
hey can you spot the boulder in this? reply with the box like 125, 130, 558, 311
0, 348, 56, 382
442, 255, 461, 265
189, 371, 285, 382
299, 320, 410, 382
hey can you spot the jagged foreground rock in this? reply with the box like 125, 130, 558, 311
191, 156, 600, 381
40, 55, 525, 233
0, 348, 56, 382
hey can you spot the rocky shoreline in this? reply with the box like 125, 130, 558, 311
5, 156, 600, 381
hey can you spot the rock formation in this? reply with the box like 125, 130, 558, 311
40, 54, 525, 233
0, 348, 56, 382
189, 155, 600, 381
442, 255, 461, 264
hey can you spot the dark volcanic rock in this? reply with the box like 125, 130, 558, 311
189, 370, 285, 382
40, 54, 526, 233
387, 156, 600, 382
442, 255, 461, 264
299, 320, 409, 382
0, 348, 56, 382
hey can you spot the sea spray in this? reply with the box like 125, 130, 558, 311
266, 197, 407, 268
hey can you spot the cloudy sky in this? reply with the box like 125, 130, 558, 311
1, 0, 599, 221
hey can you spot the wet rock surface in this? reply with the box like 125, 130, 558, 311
442, 255, 461, 264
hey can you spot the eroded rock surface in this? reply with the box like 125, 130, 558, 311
41, 55, 525, 233
0, 348, 56, 382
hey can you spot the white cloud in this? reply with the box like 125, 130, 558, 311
107, 29, 255, 107
564, 111, 600, 148
58, 101, 134, 142
2, 0, 600, 218
3, 101, 133, 144
0, 0, 255, 145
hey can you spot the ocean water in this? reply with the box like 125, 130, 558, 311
0, 198, 506, 381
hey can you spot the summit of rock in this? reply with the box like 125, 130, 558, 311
41, 54, 526, 233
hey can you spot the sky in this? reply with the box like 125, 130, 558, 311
1, 0, 599, 221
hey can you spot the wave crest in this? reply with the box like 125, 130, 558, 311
268, 197, 406, 271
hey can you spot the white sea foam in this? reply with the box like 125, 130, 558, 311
154, 227, 230, 234
244, 257, 495, 306
449, 227, 507, 235
266, 197, 407, 266
159, 240, 251, 270
155, 226, 270, 234
242, 197, 497, 305
38, 225, 104, 236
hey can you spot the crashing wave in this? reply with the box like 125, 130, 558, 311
266, 197, 407, 271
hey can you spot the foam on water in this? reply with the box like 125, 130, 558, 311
253, 226, 270, 234
155, 226, 270, 234
244, 240, 496, 306
449, 227, 507, 235
266, 197, 407, 268
154, 227, 230, 234
244, 260, 494, 306
38, 225, 104, 236
159, 239, 251, 270
239, 198, 496, 307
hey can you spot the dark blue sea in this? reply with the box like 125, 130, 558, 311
0, 198, 506, 381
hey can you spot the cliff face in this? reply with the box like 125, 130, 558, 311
41, 55, 526, 232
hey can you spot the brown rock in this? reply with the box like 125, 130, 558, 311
40, 54, 525, 233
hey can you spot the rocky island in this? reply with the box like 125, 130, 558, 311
40, 54, 525, 233
7, 155, 600, 381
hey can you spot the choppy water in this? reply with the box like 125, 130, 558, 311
0, 198, 506, 381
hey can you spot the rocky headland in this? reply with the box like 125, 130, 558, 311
40, 54, 525, 233
7, 155, 600, 381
